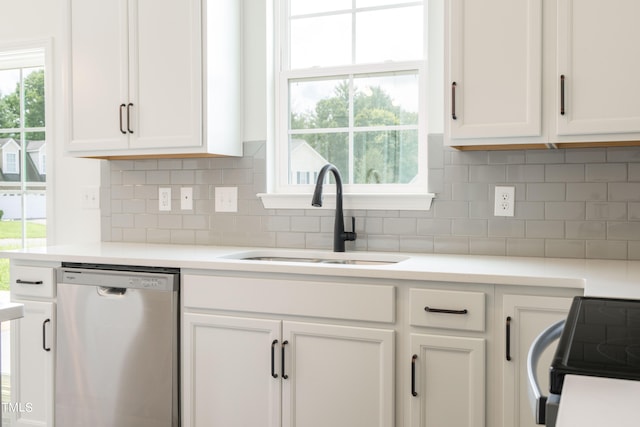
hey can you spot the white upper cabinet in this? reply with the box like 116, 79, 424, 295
447, 0, 640, 149
67, 0, 242, 158
446, 0, 542, 146
68, 0, 129, 152
555, 0, 640, 139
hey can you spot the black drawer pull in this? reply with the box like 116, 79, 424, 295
424, 306, 468, 315
281, 340, 289, 379
506, 316, 512, 361
271, 340, 278, 378
119, 103, 127, 134
42, 319, 51, 352
451, 82, 458, 120
411, 354, 418, 397
126, 103, 134, 134
560, 75, 566, 116
16, 279, 44, 285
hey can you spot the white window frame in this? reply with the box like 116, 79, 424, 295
259, 0, 437, 210
0, 39, 52, 247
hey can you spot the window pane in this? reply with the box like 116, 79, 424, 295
290, 14, 351, 69
290, 0, 352, 16
289, 134, 349, 184
24, 188, 47, 249
354, 73, 419, 126
0, 69, 20, 129
0, 133, 21, 181
290, 78, 349, 129
353, 130, 418, 184
23, 67, 45, 129
356, 6, 423, 63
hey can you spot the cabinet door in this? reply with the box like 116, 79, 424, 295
447, 0, 542, 141
282, 321, 394, 427
182, 313, 281, 427
129, 0, 202, 150
501, 295, 573, 427
68, 0, 129, 151
410, 334, 485, 427
10, 300, 55, 427
556, 0, 640, 136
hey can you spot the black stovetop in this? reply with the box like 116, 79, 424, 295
549, 296, 640, 394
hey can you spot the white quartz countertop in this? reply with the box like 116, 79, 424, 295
0, 302, 23, 322
4, 242, 640, 298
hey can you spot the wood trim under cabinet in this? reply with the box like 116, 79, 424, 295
452, 140, 640, 151
84, 153, 229, 160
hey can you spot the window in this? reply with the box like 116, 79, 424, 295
0, 45, 48, 285
265, 0, 436, 209
4, 151, 17, 174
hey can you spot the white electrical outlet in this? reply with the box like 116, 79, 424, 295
159, 188, 171, 211
494, 186, 515, 217
181, 187, 193, 210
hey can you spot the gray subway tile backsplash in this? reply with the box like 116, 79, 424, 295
101, 135, 640, 260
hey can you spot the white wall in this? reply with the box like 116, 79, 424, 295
242, 0, 270, 143
0, 0, 102, 244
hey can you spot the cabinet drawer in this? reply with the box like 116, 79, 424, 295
183, 274, 395, 323
11, 265, 56, 298
410, 288, 485, 332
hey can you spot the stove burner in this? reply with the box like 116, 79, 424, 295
597, 339, 640, 367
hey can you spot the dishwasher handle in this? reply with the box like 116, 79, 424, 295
527, 319, 565, 425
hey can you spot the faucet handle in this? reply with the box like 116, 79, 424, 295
345, 217, 357, 242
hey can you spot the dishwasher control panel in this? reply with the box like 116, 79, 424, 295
58, 264, 179, 292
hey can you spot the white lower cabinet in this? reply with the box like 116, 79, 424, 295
410, 334, 485, 427
10, 299, 55, 427
408, 286, 488, 427
499, 293, 576, 427
182, 273, 395, 427
182, 314, 281, 427
9, 263, 57, 427
283, 321, 394, 427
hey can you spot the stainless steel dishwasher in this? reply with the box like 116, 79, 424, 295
56, 263, 180, 427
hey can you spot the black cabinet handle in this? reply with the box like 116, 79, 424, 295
506, 316, 512, 361
42, 319, 51, 352
282, 340, 289, 379
424, 306, 468, 315
126, 103, 134, 134
411, 354, 418, 397
560, 75, 566, 116
16, 279, 43, 285
119, 104, 127, 134
451, 82, 458, 120
271, 340, 278, 378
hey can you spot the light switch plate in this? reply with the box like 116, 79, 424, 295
82, 186, 100, 210
159, 188, 171, 211
215, 187, 238, 212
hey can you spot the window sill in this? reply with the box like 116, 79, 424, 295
257, 192, 435, 211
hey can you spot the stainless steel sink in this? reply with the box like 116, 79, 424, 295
223, 251, 406, 266
241, 256, 396, 266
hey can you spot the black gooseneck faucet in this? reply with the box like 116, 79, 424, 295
311, 163, 357, 252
